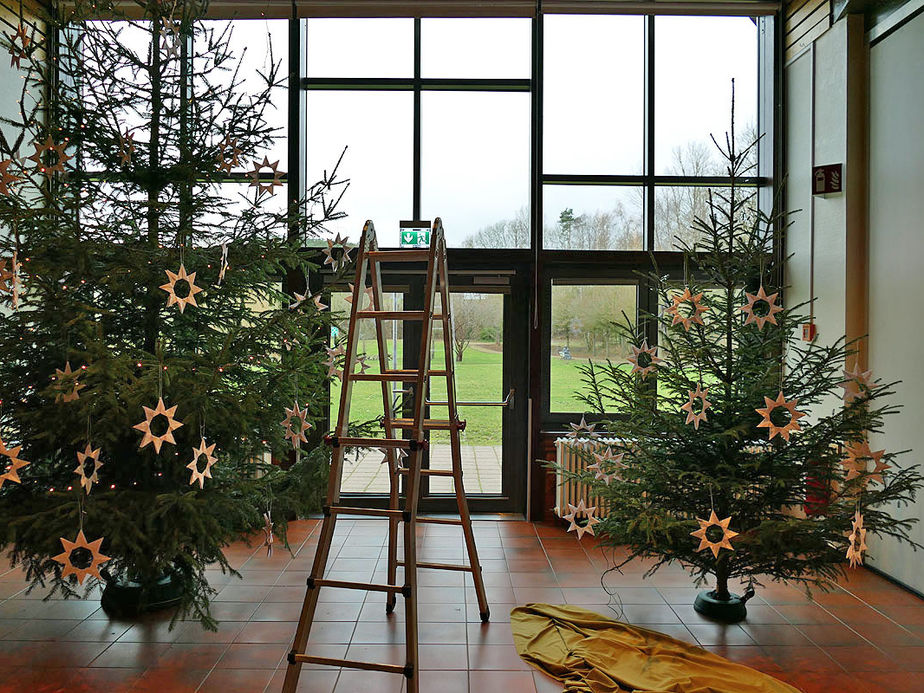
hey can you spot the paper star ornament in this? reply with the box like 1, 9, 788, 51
666, 288, 709, 331
324, 345, 345, 380
627, 340, 661, 378
691, 510, 739, 558
841, 440, 889, 486
739, 286, 783, 329
217, 136, 241, 175
312, 294, 328, 311
281, 402, 311, 451
567, 416, 599, 442
755, 392, 805, 441
680, 384, 711, 430
0, 158, 21, 195
0, 436, 29, 488
133, 397, 184, 453
263, 511, 274, 557
74, 443, 103, 494
247, 156, 285, 196
187, 438, 217, 489
217, 243, 230, 285
845, 511, 867, 568
54, 362, 86, 403
6, 24, 30, 69
587, 448, 626, 485
160, 264, 204, 313
118, 131, 135, 165
562, 500, 601, 540
28, 136, 72, 177
53, 530, 110, 585
289, 292, 308, 310
839, 363, 874, 404
322, 233, 351, 271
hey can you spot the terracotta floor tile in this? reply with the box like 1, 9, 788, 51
797, 623, 868, 646
780, 670, 870, 693
774, 603, 840, 625
130, 666, 210, 692
419, 643, 468, 670
467, 621, 515, 646
5, 618, 83, 640
418, 621, 467, 644
467, 670, 537, 692
851, 621, 924, 648
860, 670, 924, 692
825, 644, 900, 672
333, 668, 405, 692
198, 667, 276, 692
351, 620, 406, 644
685, 623, 757, 646
740, 624, 814, 646
741, 605, 789, 624
533, 671, 562, 693
416, 669, 468, 692
619, 604, 683, 624
216, 642, 287, 669
467, 644, 532, 670
88, 641, 171, 668
267, 668, 340, 693
891, 646, 924, 671
761, 645, 842, 673
154, 642, 227, 669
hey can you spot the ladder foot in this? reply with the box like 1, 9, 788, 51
480, 609, 490, 623
385, 599, 396, 614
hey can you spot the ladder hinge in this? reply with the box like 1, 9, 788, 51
306, 577, 316, 589
402, 584, 412, 598
322, 505, 331, 517
402, 510, 411, 523
324, 434, 340, 448
458, 419, 467, 431
403, 663, 414, 679
408, 439, 428, 452
287, 650, 297, 665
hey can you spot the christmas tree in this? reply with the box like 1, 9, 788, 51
0, 0, 345, 627
561, 91, 923, 621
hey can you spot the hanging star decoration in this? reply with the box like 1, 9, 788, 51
159, 264, 204, 313
354, 353, 371, 375
845, 510, 868, 568
322, 233, 351, 272
680, 384, 712, 430
133, 397, 184, 453
691, 510, 739, 558
28, 136, 72, 178
0, 257, 14, 294
281, 402, 311, 451
666, 288, 709, 331
627, 340, 661, 378
52, 530, 110, 585
324, 345, 345, 380
217, 135, 241, 175
563, 500, 601, 540
839, 362, 875, 404
247, 156, 285, 196
739, 285, 783, 330
217, 243, 230, 286
53, 362, 86, 403
567, 416, 599, 446
379, 447, 408, 466
345, 284, 375, 310
0, 436, 29, 488
0, 158, 21, 196
159, 18, 182, 59
9, 252, 19, 310
6, 23, 30, 69
186, 438, 217, 489
262, 511, 274, 557
755, 391, 806, 441
289, 292, 308, 310
841, 440, 889, 486
587, 448, 626, 485
74, 443, 103, 494
117, 131, 135, 166
312, 294, 328, 312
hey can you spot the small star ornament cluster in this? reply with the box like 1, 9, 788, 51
53, 530, 110, 585
739, 286, 783, 329
0, 159, 21, 195
563, 500, 601, 540
6, 23, 30, 69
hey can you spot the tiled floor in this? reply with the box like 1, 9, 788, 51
0, 518, 922, 692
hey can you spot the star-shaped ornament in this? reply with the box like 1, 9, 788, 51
587, 448, 625, 485
845, 510, 867, 568
324, 345, 345, 380
627, 340, 661, 378
9, 252, 20, 309
0, 257, 15, 294
739, 286, 783, 330
187, 437, 217, 489
354, 354, 371, 375
289, 292, 308, 310
262, 511, 274, 557
6, 24, 30, 69
666, 288, 709, 331
74, 443, 103, 494
28, 136, 72, 177
567, 416, 599, 443
312, 294, 328, 312
52, 530, 110, 585
217, 136, 241, 175
841, 440, 889, 486
345, 284, 375, 310
562, 500, 601, 540
379, 447, 408, 466
680, 384, 712, 430
54, 362, 86, 403
839, 363, 875, 404
159, 264, 204, 313
159, 19, 182, 59
133, 397, 184, 453
0, 436, 29, 488
322, 233, 351, 272
217, 243, 230, 286
0, 158, 21, 196
691, 510, 739, 558
118, 131, 135, 165
247, 156, 285, 196
755, 391, 806, 441
281, 402, 311, 451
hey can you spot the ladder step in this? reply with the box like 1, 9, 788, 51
333, 436, 419, 449
418, 516, 464, 524
315, 578, 406, 594
292, 654, 407, 675
397, 468, 455, 477
367, 249, 430, 261
398, 560, 474, 572
328, 506, 404, 518
355, 310, 445, 320
351, 369, 448, 382
390, 418, 461, 431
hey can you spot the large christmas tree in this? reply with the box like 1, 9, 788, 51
0, 0, 342, 626
562, 94, 923, 621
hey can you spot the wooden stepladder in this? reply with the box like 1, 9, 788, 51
282, 219, 490, 693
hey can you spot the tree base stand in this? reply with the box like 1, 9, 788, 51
693, 590, 749, 623
101, 572, 184, 617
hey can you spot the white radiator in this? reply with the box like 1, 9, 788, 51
554, 437, 620, 517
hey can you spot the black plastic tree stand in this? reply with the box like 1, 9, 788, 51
100, 570, 184, 617
693, 587, 755, 623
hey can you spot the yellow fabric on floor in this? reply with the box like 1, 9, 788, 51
510, 603, 798, 693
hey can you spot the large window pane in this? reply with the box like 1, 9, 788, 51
543, 15, 645, 175
306, 18, 413, 78
655, 16, 758, 175
543, 185, 643, 250
654, 185, 757, 251
421, 91, 530, 248
306, 91, 413, 244
550, 282, 638, 413
421, 18, 531, 79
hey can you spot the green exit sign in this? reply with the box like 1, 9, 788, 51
399, 221, 431, 248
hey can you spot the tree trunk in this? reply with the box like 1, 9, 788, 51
714, 566, 731, 601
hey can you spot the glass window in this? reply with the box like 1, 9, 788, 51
421, 18, 531, 79
655, 185, 757, 251
655, 16, 758, 175
306, 91, 413, 244
549, 282, 638, 412
543, 185, 643, 250
306, 18, 414, 78
421, 91, 530, 248
543, 15, 645, 175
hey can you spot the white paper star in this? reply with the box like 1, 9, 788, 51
562, 500, 601, 540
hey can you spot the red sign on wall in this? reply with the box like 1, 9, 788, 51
812, 164, 843, 195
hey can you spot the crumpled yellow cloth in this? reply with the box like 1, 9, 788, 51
510, 603, 798, 693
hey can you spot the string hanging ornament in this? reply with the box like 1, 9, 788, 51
28, 136, 72, 178
53, 362, 86, 403
0, 436, 29, 488
0, 158, 21, 195
160, 263, 203, 313
587, 448, 626, 485
133, 395, 184, 453
74, 443, 103, 495
755, 391, 806, 441
6, 23, 30, 69
321, 233, 351, 272
562, 500, 601, 540
187, 430, 218, 489
691, 509, 739, 558
217, 136, 241, 175
626, 340, 661, 378
666, 288, 709, 331
739, 286, 783, 329
680, 384, 712, 430
845, 509, 867, 568
247, 157, 285, 197
839, 362, 875, 404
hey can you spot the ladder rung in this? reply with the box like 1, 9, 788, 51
390, 418, 460, 431
293, 654, 407, 675
397, 468, 455, 477
335, 437, 417, 449
328, 506, 403, 518
351, 369, 448, 382
418, 516, 463, 524
315, 578, 405, 594
367, 249, 430, 261
355, 310, 446, 320
398, 560, 474, 572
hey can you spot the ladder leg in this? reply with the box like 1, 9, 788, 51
402, 448, 423, 693
450, 428, 490, 622
385, 454, 400, 614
